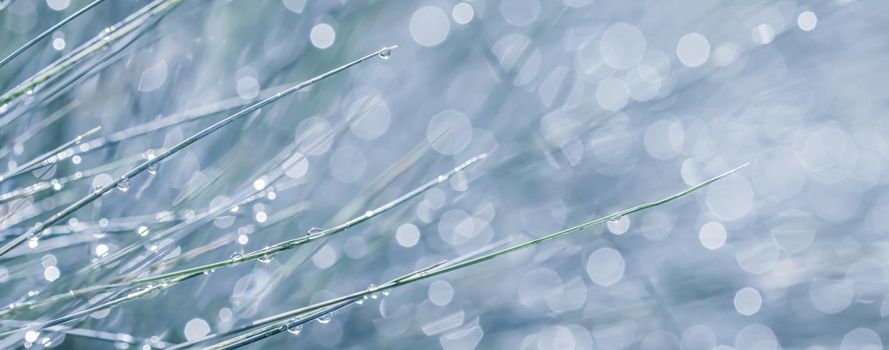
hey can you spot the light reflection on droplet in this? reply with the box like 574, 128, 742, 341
797, 11, 817, 31
841, 328, 883, 350
428, 280, 454, 306
734, 287, 762, 316
410, 6, 450, 47
396, 223, 420, 248
676, 32, 710, 67
699, 221, 727, 250
43, 266, 60, 282
310, 23, 336, 49
183, 318, 210, 341
586, 247, 625, 287
452, 2, 474, 24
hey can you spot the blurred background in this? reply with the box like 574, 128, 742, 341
1, 0, 888, 348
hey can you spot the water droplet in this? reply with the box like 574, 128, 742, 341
364, 210, 375, 217
437, 175, 447, 182
230, 253, 242, 262
317, 313, 333, 324
355, 299, 364, 305
382, 290, 390, 297
609, 215, 623, 223
230, 206, 239, 213
137, 226, 149, 237
257, 254, 272, 264
307, 227, 322, 236
27, 290, 39, 297
25, 90, 33, 96
147, 163, 158, 175
202, 269, 215, 275
368, 284, 379, 299
24, 330, 39, 343
286, 324, 303, 335
51, 179, 62, 191
117, 178, 130, 192
379, 49, 392, 60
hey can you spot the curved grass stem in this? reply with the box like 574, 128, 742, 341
201, 163, 748, 349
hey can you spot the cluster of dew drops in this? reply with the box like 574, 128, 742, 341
113, 151, 158, 193
282, 284, 390, 337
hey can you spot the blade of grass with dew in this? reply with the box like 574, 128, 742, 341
0, 321, 157, 348
202, 163, 748, 349
0, 0, 107, 69
121, 153, 484, 286
169, 260, 450, 349
4, 91, 388, 331
70, 104, 361, 281
0, 0, 183, 107
26, 116, 352, 317
67, 82, 296, 160
0, 126, 100, 182
0, 11, 164, 132
247, 129, 450, 309
4, 152, 484, 320
0, 85, 359, 332
0, 45, 398, 258
65, 110, 351, 281
0, 150, 147, 205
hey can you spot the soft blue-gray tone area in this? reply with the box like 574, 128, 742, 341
0, 0, 887, 349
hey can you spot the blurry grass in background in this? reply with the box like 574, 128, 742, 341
1, 0, 888, 349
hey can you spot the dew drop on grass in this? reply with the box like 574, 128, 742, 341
257, 254, 272, 264
147, 163, 159, 175
609, 215, 623, 223
317, 313, 333, 324
230, 253, 242, 262
137, 226, 149, 237
117, 178, 130, 192
51, 180, 62, 191
379, 49, 392, 60
307, 227, 322, 236
286, 324, 303, 335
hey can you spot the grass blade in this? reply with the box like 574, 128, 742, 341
0, 0, 107, 69
202, 163, 748, 349
0, 45, 397, 258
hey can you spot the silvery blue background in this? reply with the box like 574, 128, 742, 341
1, 0, 887, 349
